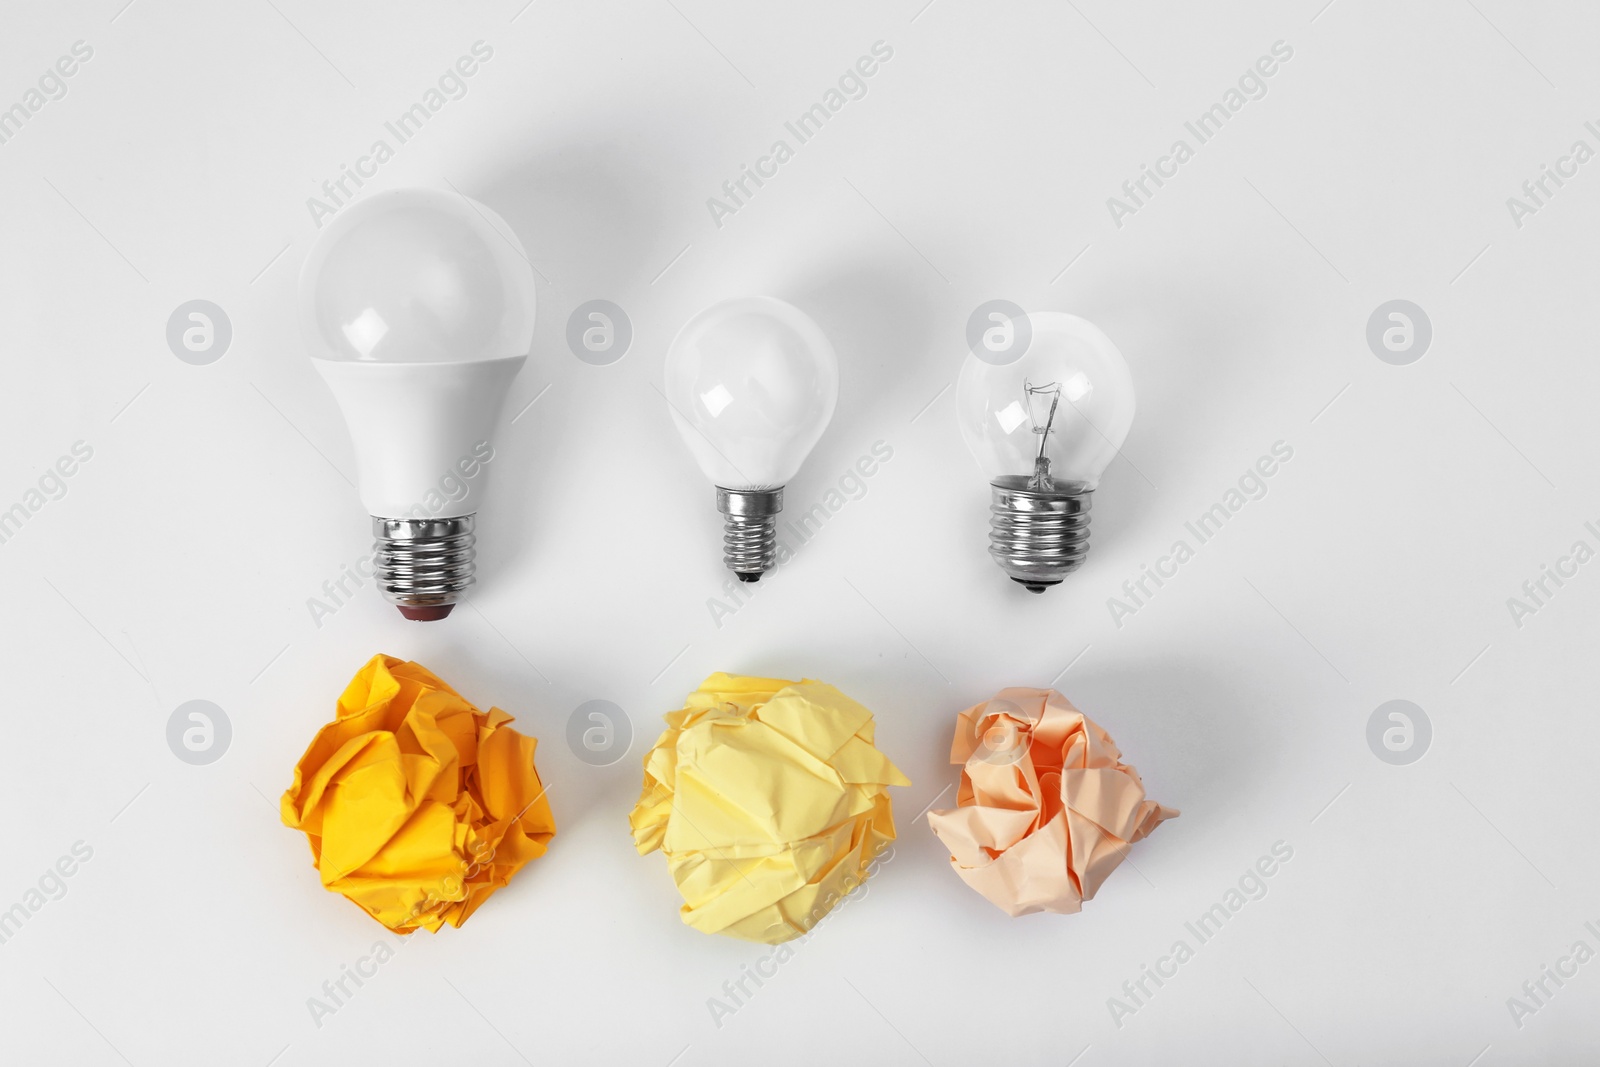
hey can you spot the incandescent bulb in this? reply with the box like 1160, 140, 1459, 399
298, 188, 537, 620
957, 312, 1135, 592
664, 296, 838, 581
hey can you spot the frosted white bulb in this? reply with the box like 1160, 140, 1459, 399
298, 188, 537, 620
957, 312, 1135, 592
664, 296, 838, 581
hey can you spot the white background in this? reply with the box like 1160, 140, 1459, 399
2, 1, 1597, 1064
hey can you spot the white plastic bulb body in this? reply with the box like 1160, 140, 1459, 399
664, 296, 838, 581
957, 312, 1135, 592
298, 187, 536, 619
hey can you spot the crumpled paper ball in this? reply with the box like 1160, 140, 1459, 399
281, 654, 556, 933
629, 673, 909, 944
927, 687, 1176, 917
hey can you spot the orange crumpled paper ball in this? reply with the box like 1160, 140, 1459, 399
927, 687, 1176, 917
280, 654, 556, 933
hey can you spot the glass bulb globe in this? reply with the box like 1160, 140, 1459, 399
665, 296, 838, 489
298, 188, 537, 621
957, 312, 1135, 592
664, 296, 838, 580
299, 188, 536, 364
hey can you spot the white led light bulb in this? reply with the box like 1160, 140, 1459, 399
298, 188, 536, 619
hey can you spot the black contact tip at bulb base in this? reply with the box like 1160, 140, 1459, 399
1013, 578, 1060, 594
373, 514, 476, 620
717, 486, 782, 582
988, 478, 1092, 591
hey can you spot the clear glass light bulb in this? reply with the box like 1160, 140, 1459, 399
664, 296, 838, 581
957, 312, 1135, 592
298, 188, 536, 620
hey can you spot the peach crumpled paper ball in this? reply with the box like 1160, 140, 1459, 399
280, 654, 556, 933
927, 687, 1176, 917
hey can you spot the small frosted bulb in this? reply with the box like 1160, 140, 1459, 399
298, 188, 537, 620
957, 312, 1135, 592
664, 297, 838, 580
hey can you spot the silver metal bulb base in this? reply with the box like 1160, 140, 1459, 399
988, 478, 1092, 593
716, 486, 783, 582
372, 514, 476, 621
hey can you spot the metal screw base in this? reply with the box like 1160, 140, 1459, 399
716, 487, 782, 582
372, 515, 476, 620
988, 479, 1091, 593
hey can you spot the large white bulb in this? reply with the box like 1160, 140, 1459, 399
664, 296, 838, 581
298, 187, 537, 620
957, 312, 1135, 592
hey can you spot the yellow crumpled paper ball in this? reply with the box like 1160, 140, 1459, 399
928, 687, 1176, 917
629, 673, 909, 944
281, 654, 556, 933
